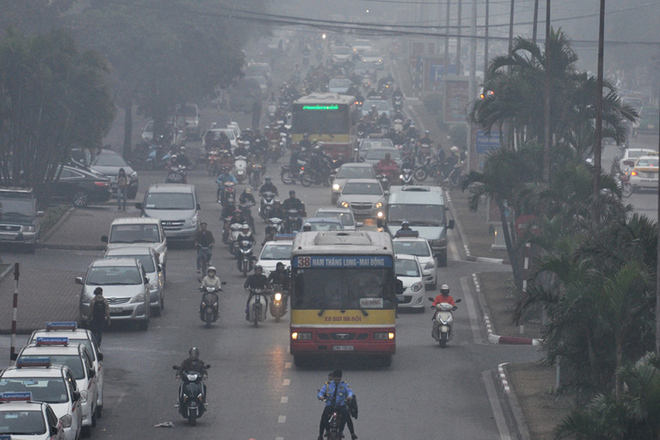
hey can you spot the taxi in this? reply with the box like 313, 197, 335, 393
17, 338, 98, 436
256, 234, 294, 276
629, 154, 659, 190
393, 234, 437, 290
0, 359, 82, 440
0, 392, 68, 440
28, 322, 104, 416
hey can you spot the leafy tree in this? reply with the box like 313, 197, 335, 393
0, 28, 115, 203
0, 0, 74, 36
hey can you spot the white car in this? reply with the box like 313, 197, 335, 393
330, 163, 377, 204
0, 395, 67, 440
314, 208, 363, 230
17, 338, 99, 436
629, 155, 659, 190
28, 322, 104, 418
257, 237, 294, 276
0, 361, 82, 440
203, 126, 238, 150
393, 236, 437, 289
395, 254, 426, 312
616, 148, 656, 173
337, 178, 387, 220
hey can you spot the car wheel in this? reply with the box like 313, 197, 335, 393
437, 251, 447, 268
137, 317, 149, 331
152, 305, 161, 317
72, 190, 89, 208
127, 188, 138, 199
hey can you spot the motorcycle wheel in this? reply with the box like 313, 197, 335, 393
622, 182, 633, 198
413, 168, 428, 182
205, 312, 212, 328
439, 333, 448, 348
280, 170, 294, 185
188, 412, 197, 426
252, 306, 259, 327
301, 172, 313, 187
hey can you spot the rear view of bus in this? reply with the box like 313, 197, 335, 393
289, 230, 396, 367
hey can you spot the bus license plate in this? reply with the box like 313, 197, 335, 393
333, 345, 354, 351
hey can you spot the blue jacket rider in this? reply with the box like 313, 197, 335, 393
318, 369, 357, 440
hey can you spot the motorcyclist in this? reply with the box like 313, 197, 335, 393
194, 222, 215, 274
229, 208, 246, 226
299, 133, 312, 150
332, 153, 346, 170
268, 261, 289, 291
216, 167, 237, 201
394, 220, 417, 237
236, 223, 255, 246
259, 176, 279, 196
282, 190, 304, 212
200, 266, 222, 290
239, 187, 257, 205
220, 197, 236, 222
270, 199, 284, 220
234, 141, 249, 158
262, 225, 277, 245
176, 347, 208, 379
289, 145, 303, 175
377, 112, 390, 128
177, 146, 191, 167
302, 222, 312, 232
318, 369, 357, 440
419, 130, 432, 146
432, 284, 455, 307
244, 265, 271, 320
441, 146, 462, 175
218, 132, 232, 151
310, 144, 332, 181
376, 153, 399, 180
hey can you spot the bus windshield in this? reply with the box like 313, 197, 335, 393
292, 268, 396, 310
292, 105, 349, 134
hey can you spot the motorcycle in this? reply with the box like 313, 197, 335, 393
280, 163, 304, 185
234, 155, 248, 183
413, 156, 441, 182
218, 180, 236, 205
429, 298, 461, 347
250, 163, 265, 190
399, 163, 414, 185
268, 217, 284, 235
206, 150, 220, 176
235, 239, 256, 276
268, 139, 282, 163
247, 288, 269, 327
269, 284, 288, 322
319, 398, 347, 440
267, 101, 277, 123
197, 244, 213, 275
227, 223, 245, 253
439, 162, 465, 189
284, 208, 304, 233
301, 166, 331, 187
199, 283, 225, 328
418, 143, 431, 162
166, 165, 187, 183
259, 192, 276, 221
172, 365, 210, 425
618, 172, 633, 198
239, 201, 256, 231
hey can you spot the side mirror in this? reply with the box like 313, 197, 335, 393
75, 277, 84, 285
356, 222, 364, 228
428, 297, 434, 301
197, 203, 201, 210
205, 364, 211, 369
88, 369, 96, 379
72, 391, 81, 402
135, 203, 143, 210
144, 277, 149, 285
101, 236, 108, 243
172, 365, 179, 370
455, 298, 462, 303
158, 264, 163, 272
97, 352, 104, 361
447, 219, 455, 230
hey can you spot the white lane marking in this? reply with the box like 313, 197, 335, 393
114, 391, 127, 409
282, 379, 291, 386
285, 362, 292, 369
276, 437, 284, 440
482, 370, 512, 440
461, 276, 482, 343
281, 396, 289, 403
278, 415, 286, 423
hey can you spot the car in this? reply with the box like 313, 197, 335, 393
0, 360, 82, 440
330, 163, 377, 203
104, 246, 164, 315
361, 98, 391, 118
362, 51, 384, 70
227, 122, 241, 139
247, 75, 268, 94
76, 257, 151, 330
393, 236, 437, 289
629, 155, 659, 191
638, 107, 659, 134
51, 165, 113, 208
245, 62, 272, 83
313, 207, 362, 230
328, 78, 352, 94
136, 183, 200, 244
17, 338, 99, 435
303, 217, 344, 231
71, 148, 139, 199
177, 103, 201, 139
256, 235, 294, 276
141, 120, 154, 144
351, 39, 373, 54
337, 178, 387, 220
28, 322, 104, 418
614, 148, 656, 174
202, 126, 238, 150
0, 187, 43, 250
0, 393, 68, 440
331, 46, 353, 62
102, 217, 167, 278
353, 60, 377, 77
362, 147, 403, 167
394, 254, 426, 312
357, 138, 394, 161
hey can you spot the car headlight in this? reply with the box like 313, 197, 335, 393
332, 184, 341, 191
374, 202, 382, 208
424, 261, 435, 270
377, 211, 384, 218
130, 292, 146, 303
22, 225, 35, 232
411, 282, 423, 292
341, 201, 349, 208
190, 216, 198, 227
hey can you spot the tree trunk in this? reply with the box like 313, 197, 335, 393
499, 201, 524, 292
122, 99, 133, 159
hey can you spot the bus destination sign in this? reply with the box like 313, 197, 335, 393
302, 105, 339, 110
295, 256, 393, 268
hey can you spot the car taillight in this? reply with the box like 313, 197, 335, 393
94, 181, 110, 187
631, 171, 638, 176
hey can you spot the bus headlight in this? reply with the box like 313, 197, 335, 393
374, 332, 395, 340
292, 332, 312, 340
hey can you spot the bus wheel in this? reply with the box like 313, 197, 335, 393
293, 355, 308, 368
378, 355, 392, 367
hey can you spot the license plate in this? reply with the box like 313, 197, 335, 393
0, 233, 15, 240
110, 308, 123, 314
333, 345, 354, 351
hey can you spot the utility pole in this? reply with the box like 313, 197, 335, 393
457, 0, 462, 74
532, 0, 540, 45
484, 0, 489, 74
508, 0, 515, 54
444, 0, 451, 76
542, 0, 551, 182
593, 0, 605, 221
656, 49, 660, 354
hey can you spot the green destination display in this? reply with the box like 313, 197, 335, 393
302, 105, 339, 110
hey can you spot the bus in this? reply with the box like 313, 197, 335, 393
291, 93, 358, 159
289, 230, 397, 367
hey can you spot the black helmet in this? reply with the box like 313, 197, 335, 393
401, 220, 410, 227
265, 176, 271, 182
276, 262, 285, 270
189, 347, 200, 360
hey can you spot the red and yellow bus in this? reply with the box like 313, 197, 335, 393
291, 93, 358, 159
289, 230, 396, 367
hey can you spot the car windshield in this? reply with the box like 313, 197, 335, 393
0, 409, 46, 435
329, 79, 351, 88
387, 204, 445, 224
364, 101, 389, 111
365, 149, 401, 161
394, 241, 431, 257
336, 167, 375, 179
86, 266, 143, 286
145, 193, 195, 210
360, 140, 393, 150
109, 224, 160, 244
315, 211, 355, 227
0, 197, 35, 221
395, 259, 420, 277
636, 158, 659, 167
19, 355, 84, 380
0, 378, 68, 404
260, 244, 293, 260
108, 254, 155, 272
309, 221, 343, 231
342, 182, 382, 196
628, 150, 652, 158
92, 153, 127, 168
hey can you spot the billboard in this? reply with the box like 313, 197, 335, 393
443, 77, 469, 124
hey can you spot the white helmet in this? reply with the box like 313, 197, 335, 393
207, 266, 216, 274
450, 146, 459, 153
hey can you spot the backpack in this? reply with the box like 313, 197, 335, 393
348, 394, 358, 419
92, 300, 106, 322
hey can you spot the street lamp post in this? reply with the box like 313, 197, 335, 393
593, 0, 605, 220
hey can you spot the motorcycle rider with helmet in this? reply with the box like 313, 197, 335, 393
216, 167, 237, 201
194, 222, 215, 274
244, 265, 271, 320
432, 284, 455, 308
282, 190, 304, 212
318, 369, 357, 440
176, 347, 208, 401
239, 187, 256, 205
268, 262, 289, 291
310, 144, 332, 182
234, 141, 249, 158
259, 176, 279, 196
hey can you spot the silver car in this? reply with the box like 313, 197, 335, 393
331, 163, 377, 204
337, 178, 387, 220
136, 184, 200, 244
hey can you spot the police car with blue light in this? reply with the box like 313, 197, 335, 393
0, 392, 67, 440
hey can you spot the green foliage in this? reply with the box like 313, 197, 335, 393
0, 0, 74, 35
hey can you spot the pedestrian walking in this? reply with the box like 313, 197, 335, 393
88, 287, 110, 346
117, 168, 128, 211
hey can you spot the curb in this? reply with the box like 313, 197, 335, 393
497, 363, 532, 440
38, 207, 74, 245
0, 264, 14, 283
473, 273, 542, 346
